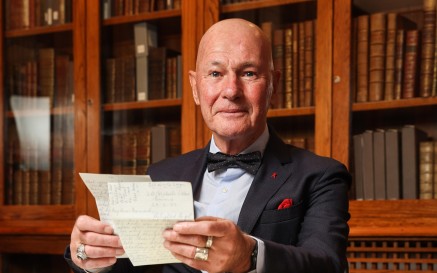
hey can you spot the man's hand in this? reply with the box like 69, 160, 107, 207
70, 215, 125, 271
163, 216, 256, 273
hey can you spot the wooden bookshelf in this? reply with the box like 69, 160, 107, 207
0, 0, 436, 271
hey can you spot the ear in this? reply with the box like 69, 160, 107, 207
189, 70, 200, 105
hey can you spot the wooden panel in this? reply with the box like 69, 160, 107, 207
0, 0, 4, 206
331, 0, 351, 167
349, 200, 437, 237
314, 0, 333, 157
73, 0, 88, 218
85, 0, 101, 219
0, 235, 70, 254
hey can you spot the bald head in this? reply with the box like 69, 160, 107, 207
196, 19, 273, 70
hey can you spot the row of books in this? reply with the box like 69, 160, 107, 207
105, 48, 181, 103
352, 125, 436, 201
6, 0, 72, 30
5, 114, 75, 205
7, 47, 74, 110
108, 124, 181, 175
105, 21, 182, 103
352, 0, 437, 103
262, 19, 316, 109
102, 0, 181, 19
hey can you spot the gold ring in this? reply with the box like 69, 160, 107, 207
194, 247, 208, 261
205, 236, 213, 248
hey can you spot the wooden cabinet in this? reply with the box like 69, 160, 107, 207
0, 0, 436, 272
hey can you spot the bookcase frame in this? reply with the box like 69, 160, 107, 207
0, 0, 435, 272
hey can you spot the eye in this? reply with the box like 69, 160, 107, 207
210, 71, 221, 77
243, 71, 255, 77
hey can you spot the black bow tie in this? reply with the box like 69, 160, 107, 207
206, 151, 262, 175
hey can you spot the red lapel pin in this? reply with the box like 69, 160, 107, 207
271, 172, 278, 179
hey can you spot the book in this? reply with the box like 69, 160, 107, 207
362, 130, 375, 200
384, 13, 397, 100
272, 29, 284, 109
298, 22, 305, 107
434, 141, 437, 198
356, 15, 369, 102
402, 30, 419, 99
419, 0, 436, 97
373, 129, 386, 200
419, 141, 434, 199
353, 134, 364, 200
38, 48, 55, 107
385, 129, 402, 200
394, 29, 405, 100
292, 23, 299, 108
151, 124, 169, 163
134, 22, 158, 101
148, 47, 179, 100
303, 20, 314, 107
369, 13, 386, 102
401, 125, 428, 199
284, 27, 293, 109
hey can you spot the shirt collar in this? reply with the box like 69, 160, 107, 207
209, 124, 269, 156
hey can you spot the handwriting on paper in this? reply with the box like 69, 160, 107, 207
108, 182, 194, 266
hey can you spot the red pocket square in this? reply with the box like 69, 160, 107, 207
277, 198, 293, 210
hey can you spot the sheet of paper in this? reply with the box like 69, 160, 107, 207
108, 182, 194, 266
79, 173, 152, 225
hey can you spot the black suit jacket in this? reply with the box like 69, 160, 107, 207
66, 129, 351, 273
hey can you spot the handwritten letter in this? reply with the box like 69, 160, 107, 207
79, 173, 194, 266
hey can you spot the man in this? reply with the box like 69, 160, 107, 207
65, 18, 350, 273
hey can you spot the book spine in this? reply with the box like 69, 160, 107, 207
420, 0, 436, 97
384, 13, 397, 100
402, 30, 419, 99
298, 22, 305, 107
373, 129, 386, 200
292, 23, 299, 108
356, 15, 369, 102
353, 134, 364, 200
385, 129, 401, 200
303, 20, 314, 107
362, 130, 375, 200
369, 13, 386, 102
284, 27, 293, 109
394, 29, 405, 100
419, 141, 434, 199
272, 29, 284, 109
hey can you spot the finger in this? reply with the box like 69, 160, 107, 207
82, 244, 125, 259
75, 215, 114, 234
162, 229, 207, 247
163, 240, 202, 261
73, 224, 123, 248
172, 219, 233, 237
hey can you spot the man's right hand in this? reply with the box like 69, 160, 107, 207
70, 215, 125, 271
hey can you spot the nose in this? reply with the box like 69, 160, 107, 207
222, 73, 242, 100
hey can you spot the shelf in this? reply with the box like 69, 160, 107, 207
103, 9, 181, 26
221, 0, 314, 13
103, 98, 182, 111
349, 199, 437, 237
5, 24, 73, 38
267, 106, 315, 117
352, 97, 437, 112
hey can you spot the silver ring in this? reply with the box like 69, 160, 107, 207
76, 243, 88, 260
205, 236, 213, 248
194, 247, 208, 261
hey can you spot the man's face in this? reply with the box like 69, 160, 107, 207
189, 25, 273, 148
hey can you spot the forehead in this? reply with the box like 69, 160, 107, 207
199, 31, 265, 66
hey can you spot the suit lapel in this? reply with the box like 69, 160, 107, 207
237, 131, 294, 234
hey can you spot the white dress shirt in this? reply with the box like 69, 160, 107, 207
194, 125, 268, 273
